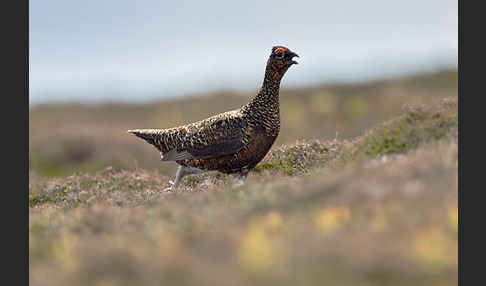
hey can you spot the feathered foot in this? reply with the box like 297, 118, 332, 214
163, 180, 176, 192
163, 165, 203, 192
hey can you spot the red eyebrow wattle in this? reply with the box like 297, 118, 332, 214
274, 48, 286, 54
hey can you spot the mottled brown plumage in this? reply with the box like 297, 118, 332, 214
128, 46, 299, 190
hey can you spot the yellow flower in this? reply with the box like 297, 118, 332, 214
412, 226, 457, 268
313, 206, 351, 235
238, 212, 285, 272
265, 211, 283, 231
447, 205, 458, 232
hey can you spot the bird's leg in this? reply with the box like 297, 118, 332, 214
164, 166, 203, 192
163, 166, 184, 192
164, 166, 186, 191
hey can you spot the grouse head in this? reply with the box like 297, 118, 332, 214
267, 46, 299, 75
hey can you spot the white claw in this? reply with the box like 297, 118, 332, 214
163, 181, 176, 192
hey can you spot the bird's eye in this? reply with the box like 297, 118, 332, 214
274, 48, 285, 58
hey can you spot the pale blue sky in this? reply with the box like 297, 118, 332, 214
29, 0, 457, 104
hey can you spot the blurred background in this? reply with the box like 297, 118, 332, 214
29, 0, 458, 178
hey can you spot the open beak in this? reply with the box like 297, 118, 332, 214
289, 52, 299, 65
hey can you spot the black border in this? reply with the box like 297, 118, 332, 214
459, 0, 475, 285
2, 0, 29, 284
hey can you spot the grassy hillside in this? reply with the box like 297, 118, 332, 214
29, 70, 457, 178
29, 97, 458, 286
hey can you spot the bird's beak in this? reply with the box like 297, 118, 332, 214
290, 53, 299, 65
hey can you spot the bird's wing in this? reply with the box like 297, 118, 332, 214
161, 112, 247, 161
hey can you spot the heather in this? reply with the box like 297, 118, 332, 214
29, 71, 458, 286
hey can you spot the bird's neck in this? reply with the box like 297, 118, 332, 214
262, 63, 286, 93
246, 64, 284, 112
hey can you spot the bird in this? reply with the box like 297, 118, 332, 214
127, 45, 299, 191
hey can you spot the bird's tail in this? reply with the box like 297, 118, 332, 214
127, 129, 163, 150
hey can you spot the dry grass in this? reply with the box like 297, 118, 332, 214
30, 95, 458, 286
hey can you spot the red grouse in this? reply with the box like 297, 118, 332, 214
128, 46, 299, 190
